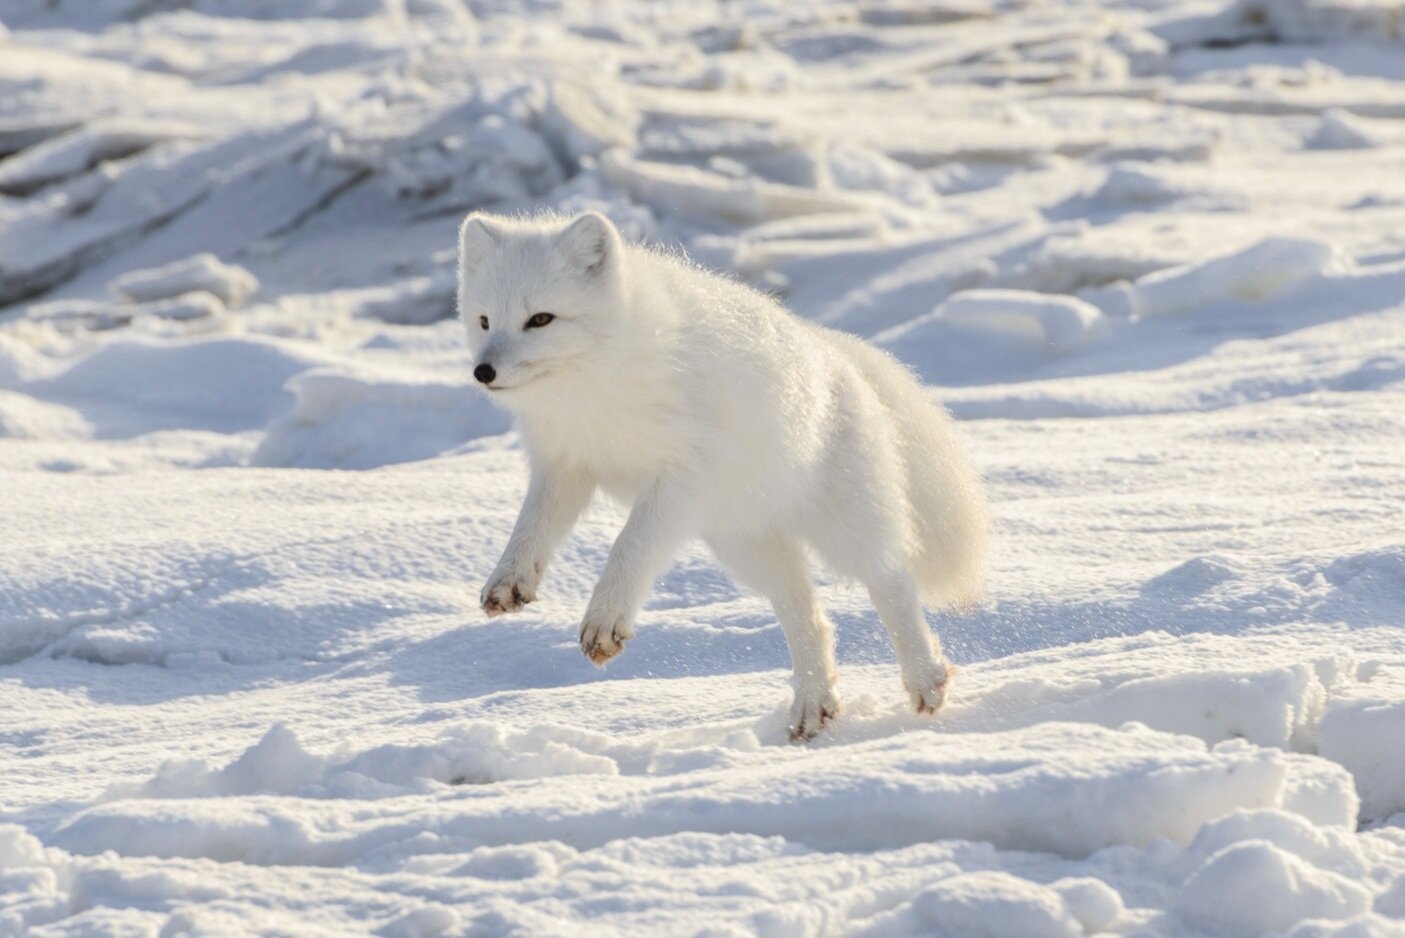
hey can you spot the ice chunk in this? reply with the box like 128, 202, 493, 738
1258, 0, 1405, 44
0, 120, 200, 195
600, 150, 877, 224
1094, 166, 1191, 206
0, 333, 54, 385
825, 141, 936, 207
1125, 237, 1336, 319
141, 292, 226, 322
319, 88, 565, 206
1308, 109, 1382, 150
109, 253, 258, 308
0, 124, 275, 306
352, 273, 456, 326
25, 291, 224, 330
1278, 753, 1361, 830
1319, 696, 1405, 821
539, 80, 638, 166
959, 656, 1339, 753
0, 390, 89, 440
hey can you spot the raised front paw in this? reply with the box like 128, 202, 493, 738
578, 605, 634, 667
480, 566, 536, 617
789, 685, 839, 742
907, 662, 957, 715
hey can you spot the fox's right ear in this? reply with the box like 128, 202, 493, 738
556, 212, 620, 278
458, 214, 502, 275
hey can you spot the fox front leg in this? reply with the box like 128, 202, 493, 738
482, 466, 594, 616
580, 475, 698, 665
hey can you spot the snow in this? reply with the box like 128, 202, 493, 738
1, 0, 1404, 934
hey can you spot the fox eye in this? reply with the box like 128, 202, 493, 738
478, 316, 488, 330
525, 312, 555, 329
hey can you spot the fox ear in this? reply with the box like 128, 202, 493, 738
459, 214, 502, 274
556, 212, 619, 277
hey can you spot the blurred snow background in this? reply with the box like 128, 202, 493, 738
2, 0, 1405, 934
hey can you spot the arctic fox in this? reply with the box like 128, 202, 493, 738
458, 211, 987, 740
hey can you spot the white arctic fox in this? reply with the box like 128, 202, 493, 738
459, 211, 987, 739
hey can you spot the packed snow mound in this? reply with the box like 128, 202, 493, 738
50, 720, 1354, 863
851, 871, 1090, 938
0, 825, 69, 935
1175, 840, 1373, 935
1309, 109, 1386, 150
108, 722, 620, 801
879, 289, 1104, 356
252, 368, 511, 469
22, 629, 1395, 935
18, 336, 327, 438
945, 632, 1352, 752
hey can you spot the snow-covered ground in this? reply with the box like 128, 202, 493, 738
2, 0, 1405, 934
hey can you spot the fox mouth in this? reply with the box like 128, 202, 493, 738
484, 364, 554, 392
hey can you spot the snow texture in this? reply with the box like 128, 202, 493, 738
1, 0, 1404, 934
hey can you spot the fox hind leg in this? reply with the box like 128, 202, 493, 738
707, 531, 839, 741
867, 570, 953, 714
801, 400, 956, 716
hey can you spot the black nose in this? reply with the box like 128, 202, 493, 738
474, 363, 496, 385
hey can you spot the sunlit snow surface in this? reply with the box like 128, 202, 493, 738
3, 0, 1405, 934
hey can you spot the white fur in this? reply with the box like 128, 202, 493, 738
459, 211, 988, 739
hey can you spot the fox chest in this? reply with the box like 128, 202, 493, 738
522, 398, 685, 498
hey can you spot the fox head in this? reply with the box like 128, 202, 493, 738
457, 211, 626, 401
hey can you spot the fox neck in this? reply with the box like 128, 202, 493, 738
509, 293, 688, 489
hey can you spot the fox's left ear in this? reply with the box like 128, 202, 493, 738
557, 212, 620, 277
459, 213, 503, 278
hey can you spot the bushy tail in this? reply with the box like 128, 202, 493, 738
837, 334, 989, 608
904, 404, 988, 609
